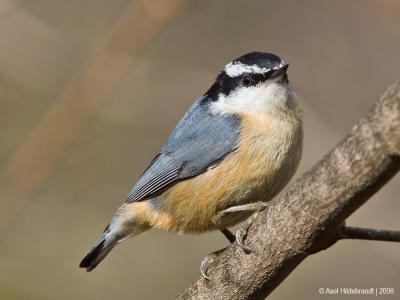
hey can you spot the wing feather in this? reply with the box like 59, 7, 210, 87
127, 165, 182, 201
126, 97, 240, 203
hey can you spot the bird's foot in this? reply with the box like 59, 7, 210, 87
218, 202, 268, 252
218, 201, 268, 216
235, 227, 252, 252
202, 203, 268, 279
234, 211, 261, 252
200, 247, 227, 280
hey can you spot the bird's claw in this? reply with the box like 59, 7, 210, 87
200, 247, 227, 280
235, 211, 261, 252
200, 254, 215, 280
201, 209, 264, 279
235, 228, 253, 252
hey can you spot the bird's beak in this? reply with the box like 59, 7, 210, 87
272, 64, 289, 78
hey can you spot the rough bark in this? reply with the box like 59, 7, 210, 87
177, 82, 400, 300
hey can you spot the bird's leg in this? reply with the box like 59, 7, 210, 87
217, 202, 269, 252
220, 228, 235, 243
201, 202, 268, 280
221, 227, 254, 252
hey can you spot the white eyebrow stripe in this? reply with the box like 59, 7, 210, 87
224, 61, 286, 77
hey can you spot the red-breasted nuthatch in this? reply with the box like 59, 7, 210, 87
80, 52, 303, 279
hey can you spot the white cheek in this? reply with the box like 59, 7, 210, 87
212, 82, 293, 115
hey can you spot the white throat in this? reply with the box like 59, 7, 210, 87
211, 81, 296, 116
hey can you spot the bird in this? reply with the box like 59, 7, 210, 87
79, 51, 303, 279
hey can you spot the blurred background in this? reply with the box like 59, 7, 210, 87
0, 0, 399, 299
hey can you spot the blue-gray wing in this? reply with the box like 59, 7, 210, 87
126, 97, 240, 203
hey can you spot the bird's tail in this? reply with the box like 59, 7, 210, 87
79, 204, 147, 271
79, 227, 117, 272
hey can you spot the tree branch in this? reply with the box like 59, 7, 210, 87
340, 226, 400, 242
177, 81, 400, 300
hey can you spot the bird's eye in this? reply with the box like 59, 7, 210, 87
241, 75, 252, 87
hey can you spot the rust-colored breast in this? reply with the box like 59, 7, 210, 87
129, 110, 303, 233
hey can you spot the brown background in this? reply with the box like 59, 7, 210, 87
0, 0, 399, 299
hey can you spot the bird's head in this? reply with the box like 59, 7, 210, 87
207, 52, 296, 115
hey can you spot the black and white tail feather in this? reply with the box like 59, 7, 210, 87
79, 225, 118, 272
80, 208, 139, 271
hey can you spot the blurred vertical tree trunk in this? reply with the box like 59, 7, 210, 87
0, 0, 188, 237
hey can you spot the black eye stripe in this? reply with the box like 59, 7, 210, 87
205, 68, 277, 99
240, 72, 272, 87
